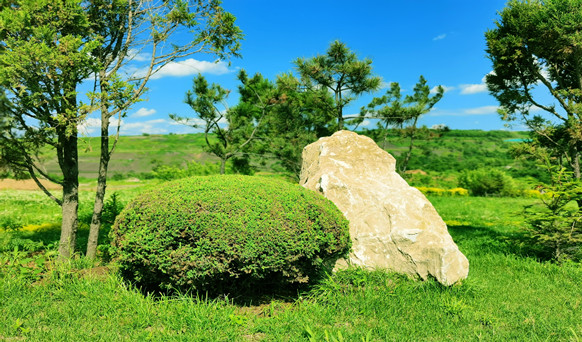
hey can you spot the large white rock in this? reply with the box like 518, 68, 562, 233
299, 130, 469, 285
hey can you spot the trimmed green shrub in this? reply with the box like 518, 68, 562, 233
110, 175, 351, 295
458, 168, 517, 197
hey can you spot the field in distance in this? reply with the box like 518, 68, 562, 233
32, 129, 533, 183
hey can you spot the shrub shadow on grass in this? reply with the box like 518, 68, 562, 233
448, 225, 552, 261
125, 269, 332, 307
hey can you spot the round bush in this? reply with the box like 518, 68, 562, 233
110, 175, 351, 295
458, 168, 517, 197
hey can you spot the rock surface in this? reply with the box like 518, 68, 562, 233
299, 130, 469, 285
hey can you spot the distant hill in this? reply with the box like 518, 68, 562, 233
40, 133, 215, 180
370, 129, 531, 172
34, 130, 537, 182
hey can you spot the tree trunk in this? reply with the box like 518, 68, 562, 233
573, 147, 581, 180
399, 118, 419, 174
381, 122, 390, 150
337, 100, 344, 131
572, 148, 582, 211
335, 87, 344, 131
220, 158, 226, 174
57, 130, 79, 259
86, 119, 111, 259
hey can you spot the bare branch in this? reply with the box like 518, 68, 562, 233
533, 69, 571, 121
26, 165, 63, 206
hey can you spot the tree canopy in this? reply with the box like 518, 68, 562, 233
485, 0, 582, 179
485, 0, 582, 260
362, 75, 444, 172
0, 0, 242, 258
171, 71, 270, 175
295, 40, 381, 131
254, 73, 335, 178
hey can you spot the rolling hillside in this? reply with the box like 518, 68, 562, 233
33, 130, 534, 182
40, 134, 215, 180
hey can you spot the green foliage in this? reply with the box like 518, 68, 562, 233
100, 192, 124, 228
171, 71, 268, 175
459, 168, 517, 197
0, 0, 101, 174
295, 40, 381, 131
363, 76, 443, 129
110, 175, 351, 295
0, 216, 21, 231
252, 72, 335, 178
362, 76, 444, 172
524, 166, 582, 261
0, 247, 53, 283
485, 0, 582, 181
486, 0, 582, 121
230, 156, 255, 175
0, 0, 244, 259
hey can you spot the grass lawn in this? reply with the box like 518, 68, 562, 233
1, 183, 581, 341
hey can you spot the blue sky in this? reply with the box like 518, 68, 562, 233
80, 0, 518, 136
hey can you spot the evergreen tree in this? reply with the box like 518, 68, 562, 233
362, 76, 443, 172
295, 40, 381, 131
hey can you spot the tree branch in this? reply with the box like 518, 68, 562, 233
26, 164, 62, 206
232, 85, 270, 154
533, 69, 571, 121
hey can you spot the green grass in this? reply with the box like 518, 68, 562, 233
0, 180, 159, 228
1, 186, 581, 341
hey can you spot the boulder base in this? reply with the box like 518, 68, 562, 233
300, 130, 469, 285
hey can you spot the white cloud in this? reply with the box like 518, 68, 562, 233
120, 119, 170, 135
131, 107, 157, 118
542, 68, 551, 80
379, 81, 392, 89
431, 85, 455, 94
127, 49, 150, 62
459, 73, 494, 95
427, 105, 499, 117
148, 59, 233, 80
431, 123, 448, 130
464, 105, 499, 115
78, 118, 101, 136
459, 83, 488, 95
169, 117, 206, 127
433, 34, 447, 41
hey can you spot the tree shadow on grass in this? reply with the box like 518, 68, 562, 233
0, 224, 111, 256
447, 224, 553, 261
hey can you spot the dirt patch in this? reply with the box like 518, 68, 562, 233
236, 301, 294, 317
0, 179, 62, 191
404, 169, 427, 175
79, 266, 112, 280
